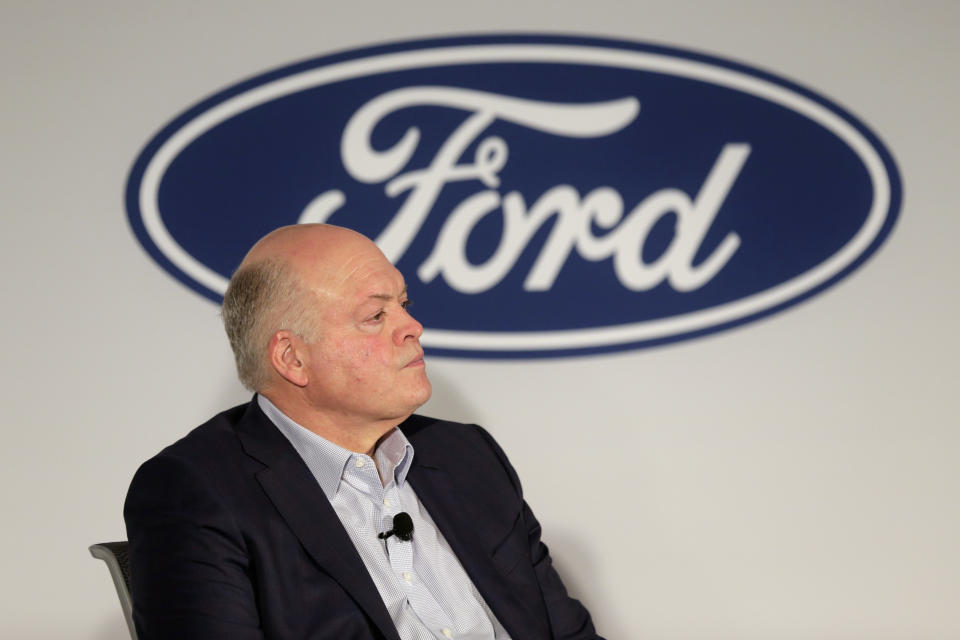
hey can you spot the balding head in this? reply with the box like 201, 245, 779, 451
222, 224, 378, 391
223, 223, 430, 446
242, 223, 373, 272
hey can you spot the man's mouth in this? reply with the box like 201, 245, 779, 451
404, 353, 425, 368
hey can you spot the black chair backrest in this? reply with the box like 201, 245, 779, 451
89, 541, 138, 640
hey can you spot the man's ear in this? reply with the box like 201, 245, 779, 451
268, 331, 309, 387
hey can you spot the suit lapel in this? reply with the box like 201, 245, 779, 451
408, 462, 549, 640
236, 401, 401, 640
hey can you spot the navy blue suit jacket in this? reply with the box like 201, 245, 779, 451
124, 400, 601, 639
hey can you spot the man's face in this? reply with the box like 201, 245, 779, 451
297, 241, 432, 426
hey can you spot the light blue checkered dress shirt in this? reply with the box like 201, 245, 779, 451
258, 395, 510, 640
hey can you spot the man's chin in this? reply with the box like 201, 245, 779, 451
407, 378, 432, 412
413, 379, 433, 407
382, 380, 432, 422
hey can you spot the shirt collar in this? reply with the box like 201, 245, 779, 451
376, 428, 415, 486
257, 394, 415, 500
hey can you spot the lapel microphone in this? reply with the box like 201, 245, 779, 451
378, 512, 414, 542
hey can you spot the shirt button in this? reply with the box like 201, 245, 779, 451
442, 628, 453, 638
383, 498, 391, 507
355, 458, 365, 468
402, 572, 412, 583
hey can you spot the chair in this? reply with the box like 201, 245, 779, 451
89, 541, 138, 640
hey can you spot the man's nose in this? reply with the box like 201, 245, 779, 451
394, 305, 424, 345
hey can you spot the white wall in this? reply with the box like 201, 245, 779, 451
1, 2, 957, 638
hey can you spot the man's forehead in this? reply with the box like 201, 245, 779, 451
349, 266, 407, 300
365, 284, 408, 302
313, 257, 406, 302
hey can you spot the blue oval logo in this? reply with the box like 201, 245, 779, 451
126, 34, 901, 357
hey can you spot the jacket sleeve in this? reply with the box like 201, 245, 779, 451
475, 426, 606, 640
123, 453, 266, 640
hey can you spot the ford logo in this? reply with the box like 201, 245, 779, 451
126, 34, 901, 357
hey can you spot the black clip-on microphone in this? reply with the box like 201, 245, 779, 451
378, 512, 414, 542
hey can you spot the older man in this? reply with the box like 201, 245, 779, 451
124, 224, 601, 640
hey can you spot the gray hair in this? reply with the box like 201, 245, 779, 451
221, 258, 320, 391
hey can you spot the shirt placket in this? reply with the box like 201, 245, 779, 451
353, 455, 458, 640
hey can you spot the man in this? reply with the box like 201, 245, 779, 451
124, 224, 601, 639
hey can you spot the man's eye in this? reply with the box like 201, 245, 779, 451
401, 299, 413, 309
370, 311, 385, 322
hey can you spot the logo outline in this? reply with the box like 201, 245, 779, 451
125, 34, 902, 358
